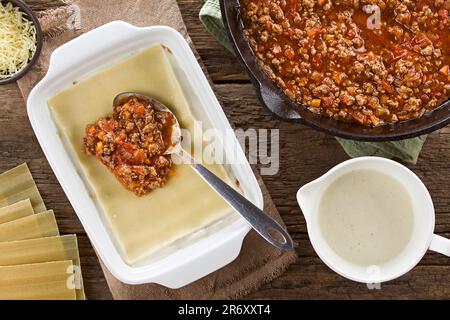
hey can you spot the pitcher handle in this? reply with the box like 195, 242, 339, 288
429, 234, 450, 257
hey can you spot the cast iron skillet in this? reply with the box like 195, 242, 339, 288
220, 0, 450, 142
0, 0, 43, 85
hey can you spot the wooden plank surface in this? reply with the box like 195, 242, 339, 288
0, 0, 448, 300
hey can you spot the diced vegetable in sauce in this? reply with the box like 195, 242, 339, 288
84, 96, 175, 196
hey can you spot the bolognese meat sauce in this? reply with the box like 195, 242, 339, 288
84, 96, 175, 196
241, 0, 449, 126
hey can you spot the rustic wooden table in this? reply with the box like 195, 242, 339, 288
1, 0, 449, 299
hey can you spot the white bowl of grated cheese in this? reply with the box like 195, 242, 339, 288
0, 0, 42, 85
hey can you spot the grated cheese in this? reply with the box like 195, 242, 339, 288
0, 2, 37, 79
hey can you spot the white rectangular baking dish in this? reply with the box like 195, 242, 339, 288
27, 21, 263, 288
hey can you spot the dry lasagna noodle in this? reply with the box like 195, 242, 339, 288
0, 280, 77, 300
0, 210, 59, 242
0, 260, 76, 300
0, 235, 85, 300
0, 163, 46, 213
0, 165, 85, 300
0, 199, 34, 224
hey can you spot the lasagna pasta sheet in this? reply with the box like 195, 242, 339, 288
0, 163, 46, 213
0, 164, 85, 300
0, 235, 85, 300
49, 45, 235, 265
0, 280, 77, 300
0, 210, 59, 242
0, 261, 76, 300
0, 199, 34, 224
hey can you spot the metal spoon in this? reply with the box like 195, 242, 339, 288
114, 93, 294, 251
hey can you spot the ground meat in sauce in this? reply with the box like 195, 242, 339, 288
84, 96, 175, 196
241, 0, 450, 127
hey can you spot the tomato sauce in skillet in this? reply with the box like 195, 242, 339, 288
241, 0, 449, 126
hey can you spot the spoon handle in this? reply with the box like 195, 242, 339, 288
178, 151, 294, 251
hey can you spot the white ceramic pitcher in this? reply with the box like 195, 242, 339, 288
297, 157, 450, 284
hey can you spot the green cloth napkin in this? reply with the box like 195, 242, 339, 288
199, 0, 427, 164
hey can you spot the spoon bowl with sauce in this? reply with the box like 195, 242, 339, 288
297, 157, 450, 284
114, 93, 294, 251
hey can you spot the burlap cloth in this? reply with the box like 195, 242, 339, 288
18, 0, 297, 299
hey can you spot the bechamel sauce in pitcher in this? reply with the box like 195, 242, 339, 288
318, 169, 414, 266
